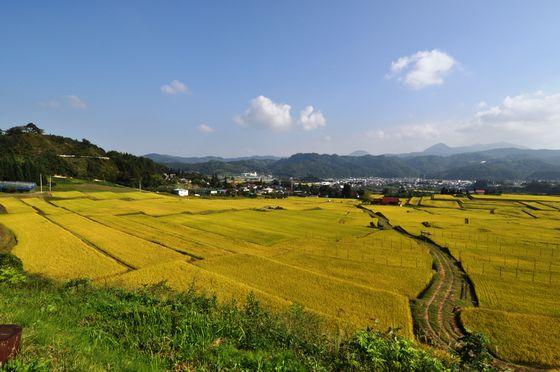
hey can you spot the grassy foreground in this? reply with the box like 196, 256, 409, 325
0, 260, 468, 371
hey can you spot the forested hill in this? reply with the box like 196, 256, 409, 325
156, 151, 560, 181
0, 123, 166, 187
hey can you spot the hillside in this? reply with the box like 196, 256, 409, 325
0, 123, 166, 188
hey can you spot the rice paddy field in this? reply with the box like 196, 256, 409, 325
0, 190, 435, 340
3, 189, 560, 367
370, 193, 560, 368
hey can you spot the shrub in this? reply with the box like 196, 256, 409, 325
0, 253, 23, 271
340, 328, 447, 371
456, 332, 494, 371
63, 278, 92, 291
0, 267, 27, 284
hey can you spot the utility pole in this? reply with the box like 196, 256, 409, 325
49, 176, 52, 192
39, 174, 43, 193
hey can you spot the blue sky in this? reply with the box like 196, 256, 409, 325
1, 1, 560, 156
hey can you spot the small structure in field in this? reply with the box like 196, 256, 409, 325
0, 324, 22, 364
172, 188, 189, 197
0, 181, 36, 192
372, 196, 400, 206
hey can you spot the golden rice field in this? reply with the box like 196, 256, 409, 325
3, 189, 559, 367
0, 191, 433, 339
0, 212, 126, 279
369, 194, 560, 368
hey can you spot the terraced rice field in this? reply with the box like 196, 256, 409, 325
367, 194, 560, 368
4, 190, 558, 367
420, 196, 461, 209
0, 192, 433, 339
0, 212, 126, 279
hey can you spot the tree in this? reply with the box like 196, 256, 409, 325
210, 173, 220, 188
341, 183, 352, 198
23, 123, 44, 134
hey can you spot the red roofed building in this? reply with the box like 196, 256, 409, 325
372, 196, 400, 205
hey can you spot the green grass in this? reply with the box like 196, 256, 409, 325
0, 273, 453, 371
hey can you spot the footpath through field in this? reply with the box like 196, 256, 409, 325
371, 211, 472, 348
364, 207, 541, 371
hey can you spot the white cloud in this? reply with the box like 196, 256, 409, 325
388, 49, 456, 89
366, 124, 441, 143
235, 95, 293, 131
461, 92, 560, 139
197, 123, 215, 133
298, 106, 326, 131
66, 95, 87, 109
477, 101, 488, 109
38, 100, 60, 109
161, 80, 189, 95
365, 129, 386, 140
323, 135, 332, 141
359, 90, 560, 152
395, 123, 440, 139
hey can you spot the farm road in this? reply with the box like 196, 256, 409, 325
371, 211, 472, 348
366, 207, 542, 371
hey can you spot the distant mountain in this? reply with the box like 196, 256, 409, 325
269, 153, 416, 179
144, 153, 282, 164
166, 158, 276, 176
349, 150, 370, 156
398, 142, 528, 157
163, 147, 560, 181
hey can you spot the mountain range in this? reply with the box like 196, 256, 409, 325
2, 124, 557, 183
146, 143, 560, 181
144, 153, 282, 165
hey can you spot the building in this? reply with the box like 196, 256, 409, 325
372, 196, 400, 205
0, 181, 36, 192
172, 188, 189, 197
262, 187, 274, 194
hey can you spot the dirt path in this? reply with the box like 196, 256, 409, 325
370, 209, 543, 371
372, 212, 474, 349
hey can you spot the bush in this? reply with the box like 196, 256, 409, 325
456, 332, 494, 371
63, 278, 92, 291
0, 253, 23, 271
340, 328, 447, 371
0, 267, 26, 284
